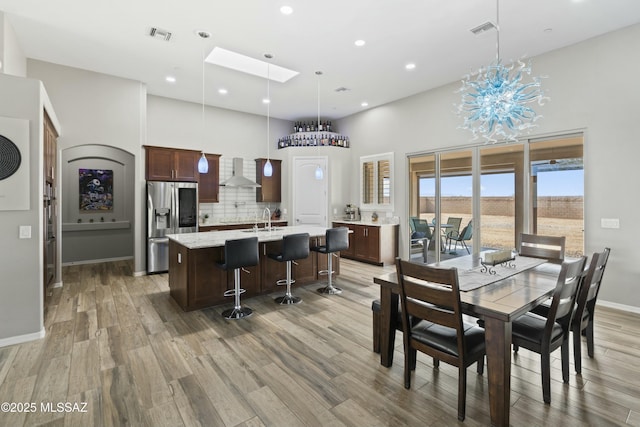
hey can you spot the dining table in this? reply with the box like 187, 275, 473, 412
373, 253, 562, 427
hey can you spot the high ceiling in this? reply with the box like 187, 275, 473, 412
1, 0, 640, 121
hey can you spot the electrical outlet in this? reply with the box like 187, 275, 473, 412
601, 218, 620, 229
19, 225, 31, 239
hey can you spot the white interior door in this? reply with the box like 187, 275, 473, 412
293, 156, 328, 227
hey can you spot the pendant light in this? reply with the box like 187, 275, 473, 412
456, 0, 546, 142
197, 31, 210, 173
263, 54, 273, 177
314, 71, 324, 180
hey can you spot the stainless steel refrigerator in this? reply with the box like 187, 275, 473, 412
147, 181, 198, 273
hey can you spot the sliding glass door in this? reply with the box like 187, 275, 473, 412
529, 135, 584, 257
480, 144, 525, 253
408, 134, 584, 262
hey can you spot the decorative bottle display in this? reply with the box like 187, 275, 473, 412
279, 120, 347, 149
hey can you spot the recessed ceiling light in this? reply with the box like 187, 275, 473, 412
205, 47, 299, 83
165, 76, 176, 83
280, 6, 293, 15
196, 30, 211, 39
262, 98, 270, 104
405, 63, 416, 70
361, 102, 369, 107
354, 40, 366, 47
544, 28, 553, 33
218, 88, 228, 95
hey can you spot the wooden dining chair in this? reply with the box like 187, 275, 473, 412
511, 256, 587, 404
519, 233, 566, 264
395, 258, 486, 421
572, 248, 610, 373
532, 248, 611, 373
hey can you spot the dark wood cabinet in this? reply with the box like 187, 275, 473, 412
333, 222, 398, 266
255, 158, 282, 202
261, 241, 285, 293
198, 153, 221, 203
44, 110, 58, 185
353, 225, 381, 263
145, 145, 199, 182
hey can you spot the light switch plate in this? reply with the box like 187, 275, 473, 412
19, 225, 31, 239
601, 218, 620, 229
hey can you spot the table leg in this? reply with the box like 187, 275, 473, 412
379, 287, 397, 367
484, 317, 512, 427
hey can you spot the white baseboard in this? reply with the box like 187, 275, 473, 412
598, 300, 640, 315
62, 256, 133, 267
0, 327, 46, 348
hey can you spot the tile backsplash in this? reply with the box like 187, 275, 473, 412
198, 157, 281, 224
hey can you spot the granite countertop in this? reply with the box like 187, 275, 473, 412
332, 219, 398, 227
199, 219, 287, 227
167, 225, 328, 249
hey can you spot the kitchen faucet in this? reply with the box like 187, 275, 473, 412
263, 207, 271, 231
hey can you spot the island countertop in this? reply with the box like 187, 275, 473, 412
167, 225, 329, 249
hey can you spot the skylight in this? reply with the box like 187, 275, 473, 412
205, 47, 299, 83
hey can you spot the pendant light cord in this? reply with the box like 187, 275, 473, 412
202, 45, 205, 148
267, 62, 270, 161
495, 0, 501, 62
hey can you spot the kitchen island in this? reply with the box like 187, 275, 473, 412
167, 225, 339, 311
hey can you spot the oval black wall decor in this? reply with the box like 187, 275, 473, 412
0, 134, 22, 181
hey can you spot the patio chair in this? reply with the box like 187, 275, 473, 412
409, 217, 433, 262
450, 220, 472, 254
443, 217, 462, 252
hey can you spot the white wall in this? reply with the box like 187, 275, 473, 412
0, 75, 48, 344
337, 24, 640, 310
0, 12, 27, 76
27, 60, 147, 273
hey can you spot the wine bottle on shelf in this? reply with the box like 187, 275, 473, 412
318, 120, 323, 131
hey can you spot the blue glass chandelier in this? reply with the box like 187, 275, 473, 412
457, 0, 547, 143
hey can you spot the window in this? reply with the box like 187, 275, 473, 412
361, 152, 393, 210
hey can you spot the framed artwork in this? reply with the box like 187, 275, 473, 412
79, 168, 113, 211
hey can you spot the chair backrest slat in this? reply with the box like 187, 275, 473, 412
545, 256, 587, 333
396, 258, 463, 350
519, 233, 565, 263
575, 247, 611, 323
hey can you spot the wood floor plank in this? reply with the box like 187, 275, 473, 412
148, 331, 193, 382
246, 386, 302, 427
68, 339, 101, 396
187, 354, 255, 426
64, 388, 102, 427
127, 345, 172, 409
173, 375, 225, 427
100, 365, 149, 427
254, 362, 347, 425
146, 400, 185, 427
25, 355, 70, 426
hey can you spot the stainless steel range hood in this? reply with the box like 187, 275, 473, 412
220, 157, 261, 187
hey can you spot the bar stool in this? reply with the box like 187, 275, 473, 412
312, 227, 349, 295
268, 233, 310, 304
217, 236, 259, 319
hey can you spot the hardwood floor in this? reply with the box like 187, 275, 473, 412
1, 259, 639, 426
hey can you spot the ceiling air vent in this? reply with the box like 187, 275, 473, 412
470, 21, 496, 35
149, 27, 172, 41
334, 87, 350, 93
